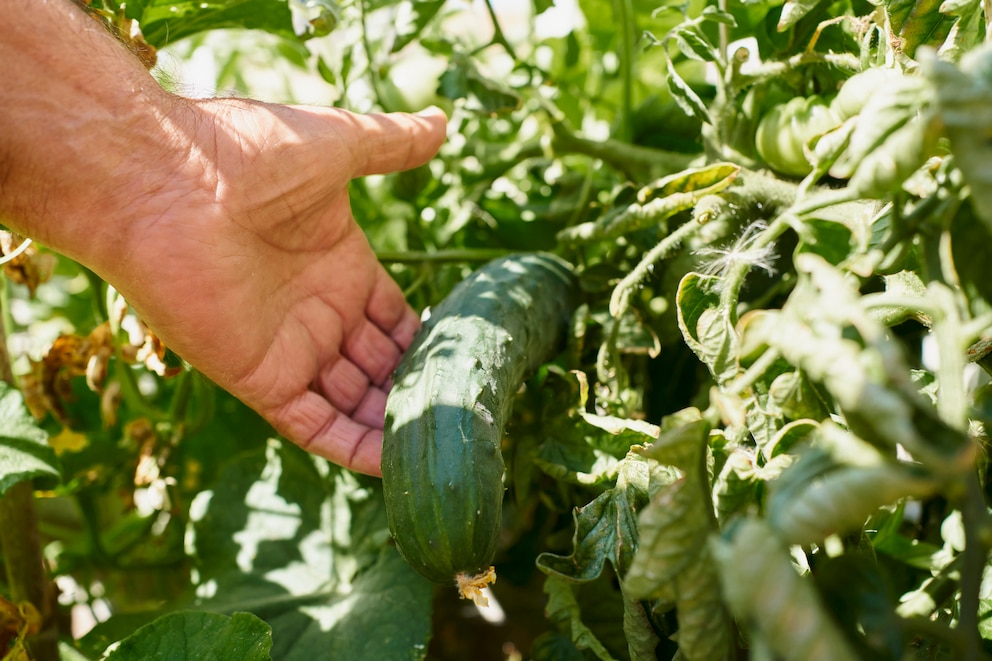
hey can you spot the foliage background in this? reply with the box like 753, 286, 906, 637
2, 0, 992, 659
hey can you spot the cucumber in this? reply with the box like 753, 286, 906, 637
381, 253, 575, 600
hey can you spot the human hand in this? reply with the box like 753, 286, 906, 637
108, 101, 447, 476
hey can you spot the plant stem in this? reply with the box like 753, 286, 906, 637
481, 0, 518, 61
0, 289, 58, 660
613, 0, 635, 143
610, 217, 706, 317
957, 472, 990, 661
549, 120, 694, 182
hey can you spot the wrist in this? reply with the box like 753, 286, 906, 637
0, 0, 195, 284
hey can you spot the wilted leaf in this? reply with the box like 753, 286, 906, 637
623, 476, 709, 601
0, 383, 60, 497
622, 589, 661, 661
669, 547, 732, 661
537, 452, 662, 581
105, 611, 272, 661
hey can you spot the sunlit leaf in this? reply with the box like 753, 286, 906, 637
884, 0, 955, 55
638, 162, 740, 202
665, 54, 713, 124
778, 0, 825, 31
187, 441, 433, 660
673, 26, 720, 62
391, 0, 447, 53
136, 0, 297, 47
927, 44, 992, 230
105, 611, 272, 661
768, 455, 940, 546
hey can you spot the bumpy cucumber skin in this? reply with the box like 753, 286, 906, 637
381, 253, 575, 584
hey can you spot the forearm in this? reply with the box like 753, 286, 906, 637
0, 0, 187, 271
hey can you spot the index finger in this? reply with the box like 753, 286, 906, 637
343, 106, 448, 179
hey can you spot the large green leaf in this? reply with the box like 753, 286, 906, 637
186, 441, 433, 660
104, 611, 272, 661
0, 382, 60, 496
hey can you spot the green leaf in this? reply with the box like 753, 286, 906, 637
187, 441, 433, 660
623, 475, 708, 601
621, 589, 661, 661
777, 0, 825, 31
535, 439, 623, 486
768, 455, 940, 546
391, 0, 447, 53
711, 518, 861, 660
665, 54, 713, 124
673, 26, 720, 63
105, 611, 272, 661
530, 632, 586, 661
884, 0, 955, 55
638, 162, 740, 201
701, 5, 737, 25
0, 383, 60, 497
544, 575, 620, 661
536, 452, 662, 581
668, 547, 733, 661
676, 273, 739, 385
766, 370, 832, 421
927, 45, 992, 230
137, 0, 297, 48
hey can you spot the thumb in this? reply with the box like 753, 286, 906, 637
343, 106, 448, 178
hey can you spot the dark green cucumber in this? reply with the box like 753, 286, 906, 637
381, 253, 575, 586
